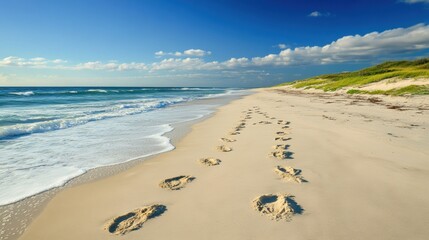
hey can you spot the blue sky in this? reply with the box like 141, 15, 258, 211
1, 0, 429, 87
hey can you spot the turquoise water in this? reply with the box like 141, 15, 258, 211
0, 87, 244, 205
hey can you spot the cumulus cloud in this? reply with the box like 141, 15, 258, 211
183, 49, 211, 57
308, 11, 330, 17
154, 49, 211, 57
400, 0, 429, 4
252, 23, 429, 66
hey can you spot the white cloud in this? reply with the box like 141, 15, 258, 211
154, 49, 211, 57
0, 56, 47, 67
183, 49, 211, 57
277, 44, 287, 49
308, 11, 330, 17
52, 59, 67, 64
252, 23, 429, 66
222, 57, 250, 68
0, 57, 69, 68
400, 0, 429, 4
74, 61, 147, 71
150, 57, 220, 71
30, 57, 46, 62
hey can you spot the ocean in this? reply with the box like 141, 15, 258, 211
0, 87, 245, 205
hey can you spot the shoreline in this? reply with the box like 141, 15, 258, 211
0, 92, 248, 240
4, 88, 429, 240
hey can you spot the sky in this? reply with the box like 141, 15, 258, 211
0, 0, 429, 87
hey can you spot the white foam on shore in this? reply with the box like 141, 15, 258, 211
0, 103, 217, 206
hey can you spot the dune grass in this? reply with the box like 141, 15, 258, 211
347, 85, 429, 96
279, 58, 429, 95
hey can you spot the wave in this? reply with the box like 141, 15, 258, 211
3, 88, 231, 98
9, 91, 35, 96
87, 89, 108, 93
177, 87, 207, 91
0, 98, 188, 140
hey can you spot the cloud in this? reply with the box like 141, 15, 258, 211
154, 49, 211, 57
0, 56, 50, 67
308, 11, 330, 17
74, 61, 147, 71
252, 23, 429, 66
52, 59, 67, 64
183, 49, 211, 57
0, 56, 68, 68
150, 58, 220, 71
277, 44, 287, 49
400, 0, 429, 4
2, 24, 429, 73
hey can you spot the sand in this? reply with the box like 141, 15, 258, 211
17, 88, 429, 240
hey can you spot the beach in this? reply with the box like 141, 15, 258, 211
8, 87, 428, 240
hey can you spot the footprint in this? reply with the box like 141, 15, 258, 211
276, 131, 286, 136
105, 205, 167, 235
275, 137, 291, 141
159, 175, 195, 190
269, 150, 292, 159
235, 124, 245, 130
221, 137, 236, 142
258, 121, 272, 124
217, 145, 233, 152
252, 194, 302, 221
270, 151, 286, 159
229, 131, 240, 135
275, 166, 306, 183
199, 158, 221, 166
272, 144, 289, 150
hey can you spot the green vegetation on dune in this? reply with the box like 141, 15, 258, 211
279, 58, 429, 96
346, 85, 429, 96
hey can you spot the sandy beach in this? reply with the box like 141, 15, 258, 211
15, 88, 429, 240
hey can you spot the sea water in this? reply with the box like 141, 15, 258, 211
0, 87, 244, 205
